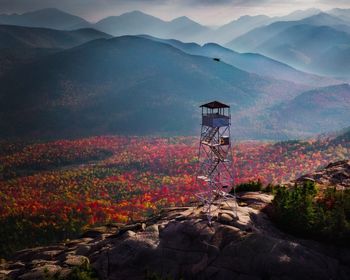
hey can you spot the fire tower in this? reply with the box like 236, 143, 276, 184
196, 101, 236, 224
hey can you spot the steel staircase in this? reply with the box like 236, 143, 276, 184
203, 127, 219, 143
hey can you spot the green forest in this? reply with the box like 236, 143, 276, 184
272, 181, 350, 244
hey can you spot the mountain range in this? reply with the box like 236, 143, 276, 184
0, 8, 89, 30
264, 84, 350, 138
1, 8, 347, 45
328, 8, 350, 22
141, 35, 338, 87
0, 9, 211, 43
0, 25, 111, 77
1, 8, 348, 77
0, 24, 111, 49
227, 13, 350, 77
0, 8, 349, 139
0, 35, 306, 139
227, 12, 350, 51
93, 11, 209, 43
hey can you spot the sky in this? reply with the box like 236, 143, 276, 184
0, 0, 350, 25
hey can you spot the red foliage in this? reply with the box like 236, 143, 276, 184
1, 135, 349, 232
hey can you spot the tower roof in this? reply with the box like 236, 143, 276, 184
200, 101, 230, 109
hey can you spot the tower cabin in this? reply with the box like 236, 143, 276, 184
200, 101, 230, 128
200, 101, 230, 146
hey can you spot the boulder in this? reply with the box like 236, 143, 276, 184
2, 193, 350, 280
64, 255, 89, 267
218, 212, 234, 224
296, 160, 350, 190
18, 264, 61, 280
75, 245, 91, 256
145, 225, 159, 234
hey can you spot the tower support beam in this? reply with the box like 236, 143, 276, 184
196, 101, 237, 224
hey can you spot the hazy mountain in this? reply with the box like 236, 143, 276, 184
205, 9, 324, 45
254, 25, 350, 69
211, 15, 271, 44
0, 36, 304, 139
276, 8, 322, 21
94, 11, 164, 35
207, 8, 323, 44
142, 35, 338, 87
227, 13, 350, 53
328, 8, 350, 23
226, 21, 296, 52
227, 19, 350, 78
0, 25, 111, 77
0, 8, 89, 30
311, 46, 350, 78
198, 43, 339, 87
0, 25, 111, 49
0, 8, 336, 45
103, 8, 329, 45
266, 84, 350, 138
167, 16, 208, 40
331, 126, 350, 144
94, 11, 209, 42
301, 12, 349, 26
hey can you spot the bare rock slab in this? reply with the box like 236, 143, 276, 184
2, 193, 350, 280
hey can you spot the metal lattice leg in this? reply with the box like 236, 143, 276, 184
196, 101, 236, 224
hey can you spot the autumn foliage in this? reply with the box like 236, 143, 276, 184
1, 135, 350, 257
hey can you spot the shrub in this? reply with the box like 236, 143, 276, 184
66, 265, 98, 280
262, 183, 277, 194
231, 180, 263, 193
43, 263, 98, 280
272, 181, 350, 245
145, 269, 177, 280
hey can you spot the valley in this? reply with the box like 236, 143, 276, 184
1, 131, 350, 258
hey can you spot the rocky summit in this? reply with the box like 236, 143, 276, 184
1, 192, 350, 280
296, 160, 350, 189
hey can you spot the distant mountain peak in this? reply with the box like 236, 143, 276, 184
329, 8, 350, 13
0, 7, 89, 29
0, 7, 76, 17
33, 7, 62, 12
224, 14, 269, 26
277, 8, 322, 21
23, 7, 75, 16
203, 42, 222, 47
120, 10, 159, 19
312, 11, 338, 18
124, 10, 149, 16
95, 10, 164, 28
285, 8, 322, 17
170, 16, 202, 27
171, 16, 192, 23
302, 12, 349, 25
238, 14, 269, 20
292, 8, 321, 13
